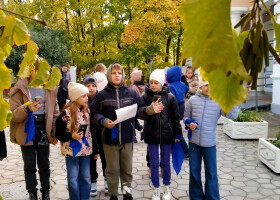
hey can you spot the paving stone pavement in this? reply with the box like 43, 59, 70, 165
1, 123, 280, 200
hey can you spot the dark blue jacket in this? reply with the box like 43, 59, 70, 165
167, 66, 189, 103
142, 84, 182, 144
91, 83, 147, 145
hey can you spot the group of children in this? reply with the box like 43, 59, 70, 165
7, 60, 238, 200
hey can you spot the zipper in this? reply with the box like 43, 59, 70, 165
199, 97, 207, 145
116, 88, 121, 144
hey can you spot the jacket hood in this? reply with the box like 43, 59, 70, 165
106, 63, 125, 85
167, 65, 182, 83
9, 78, 30, 98
145, 83, 170, 95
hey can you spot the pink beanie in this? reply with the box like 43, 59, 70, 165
130, 70, 142, 82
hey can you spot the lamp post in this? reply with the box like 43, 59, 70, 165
149, 54, 155, 75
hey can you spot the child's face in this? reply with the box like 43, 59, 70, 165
186, 69, 193, 79
150, 79, 162, 92
76, 94, 88, 107
86, 83, 97, 98
111, 68, 123, 86
200, 84, 209, 96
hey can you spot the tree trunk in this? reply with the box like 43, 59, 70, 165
165, 36, 172, 63
90, 21, 96, 57
64, 8, 70, 34
182, 58, 187, 66
176, 26, 183, 65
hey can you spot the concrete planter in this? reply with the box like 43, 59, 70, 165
223, 117, 268, 139
259, 138, 280, 173
217, 116, 226, 125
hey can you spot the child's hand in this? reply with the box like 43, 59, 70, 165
28, 102, 40, 112
152, 98, 164, 113
72, 131, 83, 140
104, 119, 115, 129
175, 138, 180, 143
52, 136, 58, 145
190, 122, 198, 131
94, 154, 99, 159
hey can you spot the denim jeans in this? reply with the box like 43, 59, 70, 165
148, 144, 171, 188
66, 156, 91, 200
189, 142, 220, 200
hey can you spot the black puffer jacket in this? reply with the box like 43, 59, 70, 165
142, 84, 182, 144
91, 83, 147, 145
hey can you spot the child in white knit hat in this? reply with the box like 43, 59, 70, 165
55, 82, 93, 200
142, 69, 183, 200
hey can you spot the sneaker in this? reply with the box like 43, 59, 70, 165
104, 180, 108, 194
152, 187, 160, 200
29, 191, 38, 200
162, 185, 171, 200
41, 190, 50, 200
123, 185, 133, 200
110, 196, 118, 200
90, 181, 97, 196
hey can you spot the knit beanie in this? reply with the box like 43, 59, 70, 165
130, 70, 142, 82
198, 80, 209, 88
83, 75, 97, 87
68, 82, 89, 102
150, 69, 165, 86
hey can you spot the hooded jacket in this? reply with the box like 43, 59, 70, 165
142, 84, 182, 144
9, 78, 60, 145
167, 66, 189, 103
91, 64, 147, 145
183, 92, 238, 147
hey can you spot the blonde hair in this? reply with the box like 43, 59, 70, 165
110, 62, 123, 71
95, 63, 106, 72
63, 102, 89, 133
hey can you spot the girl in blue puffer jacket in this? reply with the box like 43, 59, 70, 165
183, 80, 238, 200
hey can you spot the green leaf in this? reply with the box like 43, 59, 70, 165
28, 59, 50, 88
202, 69, 248, 113
179, 0, 250, 113
234, 30, 249, 52
18, 40, 39, 78
272, 20, 280, 52
44, 66, 62, 89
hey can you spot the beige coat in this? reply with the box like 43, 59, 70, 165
187, 76, 199, 94
9, 78, 60, 146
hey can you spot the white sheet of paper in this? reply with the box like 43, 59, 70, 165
114, 104, 138, 124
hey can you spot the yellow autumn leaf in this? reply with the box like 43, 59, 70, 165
18, 40, 39, 78
44, 66, 62, 89
12, 18, 30, 46
201, 69, 248, 113
0, 96, 12, 131
28, 59, 50, 88
179, 0, 250, 113
0, 53, 12, 91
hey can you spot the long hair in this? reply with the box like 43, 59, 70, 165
63, 101, 89, 133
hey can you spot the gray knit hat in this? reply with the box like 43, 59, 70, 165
83, 75, 97, 87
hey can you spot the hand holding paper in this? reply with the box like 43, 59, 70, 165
114, 104, 138, 124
